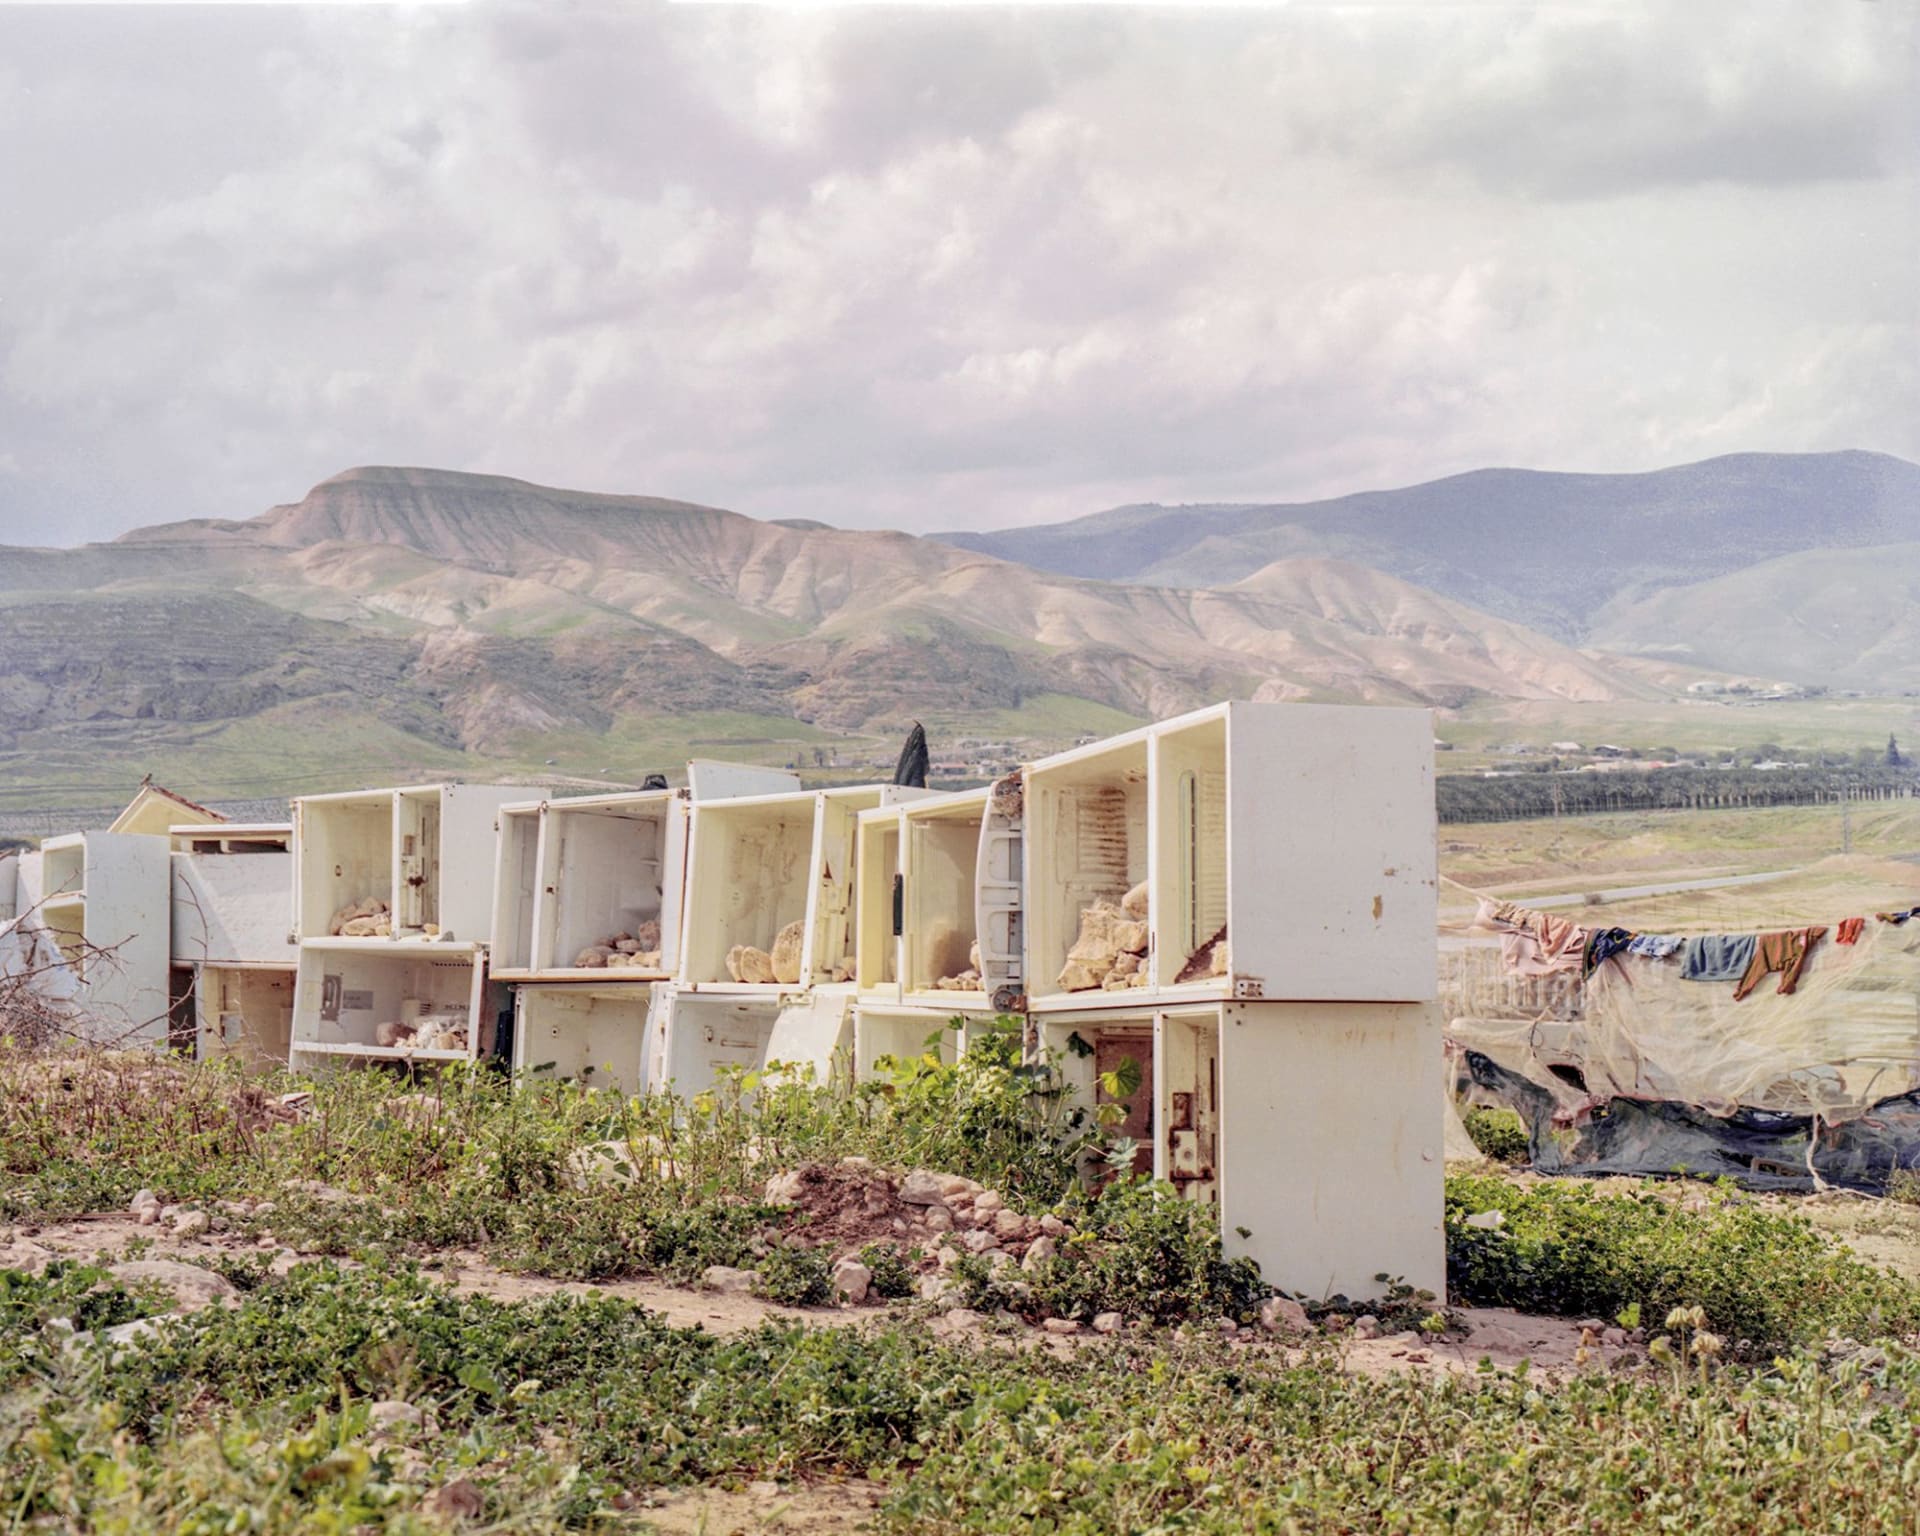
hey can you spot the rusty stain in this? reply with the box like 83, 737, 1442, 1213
1383, 866, 1397, 877
1372, 894, 1383, 920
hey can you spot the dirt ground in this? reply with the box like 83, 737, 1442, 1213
4, 1208, 1642, 1380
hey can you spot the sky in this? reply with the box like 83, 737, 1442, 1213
0, 0, 1914, 546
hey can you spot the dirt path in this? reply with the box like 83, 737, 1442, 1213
6, 1211, 1643, 1380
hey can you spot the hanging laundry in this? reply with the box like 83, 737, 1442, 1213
1681, 933, 1759, 983
1584, 927, 1636, 976
1501, 919, 1591, 977
1626, 933, 1685, 959
1836, 917, 1866, 945
1733, 926, 1828, 1001
1479, 899, 1590, 976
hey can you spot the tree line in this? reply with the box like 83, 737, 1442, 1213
1438, 763, 1920, 824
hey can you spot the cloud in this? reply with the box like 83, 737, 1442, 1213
0, 0, 1912, 547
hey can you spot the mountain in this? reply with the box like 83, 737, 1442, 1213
936, 451, 1920, 640
0, 465, 1656, 810
1589, 543, 1920, 689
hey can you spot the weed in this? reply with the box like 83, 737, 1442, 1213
1462, 1106, 1529, 1164
756, 1244, 834, 1306
1445, 1173, 1920, 1349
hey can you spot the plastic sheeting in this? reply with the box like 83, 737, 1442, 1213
1448, 909, 1920, 1124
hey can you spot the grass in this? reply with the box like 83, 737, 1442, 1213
10, 1045, 1920, 1530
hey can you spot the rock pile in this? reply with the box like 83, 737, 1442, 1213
1175, 924, 1230, 983
934, 939, 984, 991
372, 1015, 469, 1052
742, 1160, 1076, 1308
572, 918, 663, 970
329, 897, 392, 937
726, 918, 808, 984
1057, 881, 1152, 992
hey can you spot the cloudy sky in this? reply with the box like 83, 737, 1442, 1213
0, 0, 1913, 545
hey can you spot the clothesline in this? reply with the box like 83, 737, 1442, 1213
1468, 890, 1919, 1000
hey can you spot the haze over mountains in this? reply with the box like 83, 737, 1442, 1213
0, 450, 1912, 809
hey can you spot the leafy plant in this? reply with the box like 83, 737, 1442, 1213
756, 1244, 834, 1307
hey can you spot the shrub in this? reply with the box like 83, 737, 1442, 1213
1445, 1173, 1920, 1349
957, 1177, 1268, 1324
756, 1244, 834, 1306
861, 1242, 919, 1300
1462, 1106, 1529, 1164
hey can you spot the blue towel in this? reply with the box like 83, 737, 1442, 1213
1627, 934, 1685, 959
1680, 934, 1758, 982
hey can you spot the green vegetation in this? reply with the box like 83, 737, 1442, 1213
10, 1258, 1920, 1533
10, 1045, 1920, 1530
1439, 761, 1919, 823
1461, 1106, 1529, 1164
1447, 1175, 1920, 1350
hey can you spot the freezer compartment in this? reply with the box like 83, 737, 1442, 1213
903, 793, 987, 1004
680, 794, 818, 987
545, 794, 679, 976
295, 792, 395, 940
491, 802, 544, 974
1026, 735, 1150, 1007
854, 807, 901, 999
1150, 712, 1230, 991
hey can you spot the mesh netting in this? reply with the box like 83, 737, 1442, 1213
1445, 909, 1920, 1122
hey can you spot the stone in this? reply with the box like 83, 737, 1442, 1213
135, 1206, 162, 1227
1353, 1315, 1380, 1341
702, 1265, 759, 1295
1042, 1318, 1082, 1335
564, 1141, 639, 1190
899, 1170, 950, 1206
373, 1020, 415, 1049
1057, 960, 1104, 993
111, 1258, 240, 1314
935, 1172, 984, 1200
1039, 1214, 1066, 1237
1216, 1318, 1239, 1335
169, 1209, 211, 1240
129, 1189, 160, 1215
770, 920, 806, 986
340, 915, 386, 938
726, 945, 777, 984
942, 1307, 985, 1331
368, 1400, 431, 1434
1603, 1327, 1630, 1349
763, 1170, 807, 1205
918, 1274, 957, 1304
972, 1191, 1004, 1215
423, 1479, 485, 1523
984, 1251, 1013, 1272
1259, 1296, 1311, 1335
573, 946, 612, 968
1092, 1312, 1124, 1334
992, 1209, 1026, 1241
832, 1259, 872, 1306
1021, 1235, 1057, 1271
1108, 951, 1141, 978
1121, 881, 1150, 919
960, 1229, 998, 1255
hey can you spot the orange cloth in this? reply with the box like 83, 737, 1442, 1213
1837, 917, 1866, 945
1733, 926, 1827, 1001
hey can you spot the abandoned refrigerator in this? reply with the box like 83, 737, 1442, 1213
1024, 702, 1443, 1303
